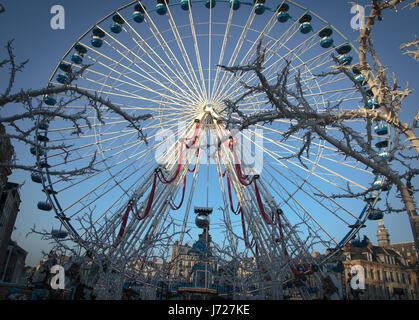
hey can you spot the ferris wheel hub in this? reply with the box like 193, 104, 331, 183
203, 104, 214, 112
200, 102, 221, 123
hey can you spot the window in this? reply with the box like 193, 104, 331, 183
196, 270, 206, 287
370, 269, 374, 280
363, 252, 372, 262
377, 270, 381, 281
402, 273, 406, 284
390, 272, 394, 282
371, 285, 376, 297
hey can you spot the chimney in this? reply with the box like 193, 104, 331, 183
377, 219, 390, 247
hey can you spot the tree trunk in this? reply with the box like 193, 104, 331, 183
398, 182, 419, 256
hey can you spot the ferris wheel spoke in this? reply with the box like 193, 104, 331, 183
227, 169, 290, 262
235, 129, 368, 198
281, 46, 344, 83
262, 159, 363, 225
48, 138, 158, 194
221, 27, 316, 102
253, 129, 370, 192
215, 10, 305, 102
79, 163, 159, 239
52, 81, 196, 112
47, 119, 131, 135
45, 131, 137, 163
64, 137, 171, 219
229, 80, 361, 124
211, 9, 256, 101
214, 13, 287, 102
141, 8, 205, 102
106, 19, 203, 104
215, 154, 238, 253
185, 2, 208, 100
178, 151, 202, 246
257, 176, 341, 247
227, 38, 338, 103
119, 155, 199, 253
80, 38, 198, 107
73, 47, 198, 109
164, 4, 207, 101
68, 55, 197, 109
52, 130, 178, 204
286, 76, 351, 100
283, 42, 336, 75
220, 69, 352, 114
44, 114, 189, 179
290, 74, 349, 92
311, 96, 363, 109
123, 12, 200, 99
48, 105, 194, 135
236, 128, 367, 224
45, 111, 194, 147
251, 53, 335, 100
208, 1, 213, 100
256, 125, 372, 175
50, 138, 142, 179
255, 124, 337, 155
118, 16, 204, 103
48, 82, 145, 104
210, 3, 234, 103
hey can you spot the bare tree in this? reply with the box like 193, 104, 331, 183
0, 34, 158, 299
0, 40, 152, 188
219, 1, 419, 253
401, 35, 419, 61
27, 207, 187, 300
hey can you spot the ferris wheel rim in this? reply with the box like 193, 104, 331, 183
33, 0, 391, 282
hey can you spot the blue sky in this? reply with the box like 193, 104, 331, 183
0, 0, 418, 267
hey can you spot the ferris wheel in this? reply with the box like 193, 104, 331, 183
30, 0, 391, 298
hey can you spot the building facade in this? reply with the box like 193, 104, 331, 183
0, 240, 28, 284
0, 124, 14, 193
307, 220, 419, 300
0, 182, 21, 276
342, 243, 417, 299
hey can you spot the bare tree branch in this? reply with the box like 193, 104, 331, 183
218, 0, 418, 254
0, 42, 152, 181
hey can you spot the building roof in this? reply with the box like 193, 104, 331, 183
8, 240, 28, 255
342, 243, 408, 266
